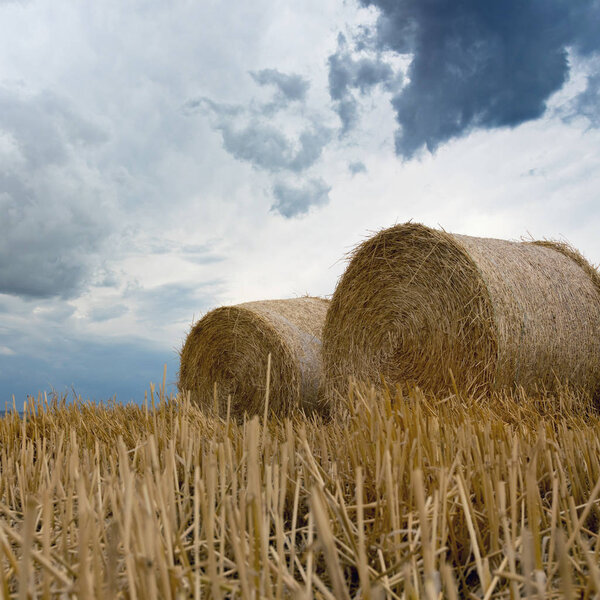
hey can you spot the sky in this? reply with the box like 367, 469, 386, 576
1, 0, 600, 405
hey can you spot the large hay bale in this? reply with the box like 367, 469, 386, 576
178, 297, 330, 419
323, 223, 600, 401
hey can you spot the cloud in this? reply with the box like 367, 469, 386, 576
333, 97, 360, 135
178, 243, 226, 265
90, 265, 121, 288
0, 87, 114, 299
250, 68, 310, 107
327, 33, 397, 134
127, 281, 221, 325
271, 178, 331, 218
0, 88, 106, 168
562, 71, 600, 128
89, 304, 128, 323
360, 0, 600, 158
0, 336, 178, 403
185, 94, 332, 174
182, 96, 243, 118
127, 237, 226, 266
184, 71, 335, 215
0, 277, 220, 402
349, 161, 367, 174
218, 120, 331, 173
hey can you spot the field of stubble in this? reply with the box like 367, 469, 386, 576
1, 378, 600, 599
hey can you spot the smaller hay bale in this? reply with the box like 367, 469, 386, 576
178, 297, 330, 419
322, 222, 600, 403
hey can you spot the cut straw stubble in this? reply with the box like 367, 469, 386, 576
2, 384, 600, 596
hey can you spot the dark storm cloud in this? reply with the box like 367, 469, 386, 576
327, 33, 396, 134
0, 87, 112, 299
271, 178, 331, 218
360, 0, 600, 158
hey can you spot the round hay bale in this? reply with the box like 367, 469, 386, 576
323, 223, 600, 401
178, 297, 330, 419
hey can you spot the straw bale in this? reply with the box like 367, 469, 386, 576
178, 297, 329, 419
323, 223, 600, 401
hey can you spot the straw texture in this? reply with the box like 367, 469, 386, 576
178, 297, 329, 419
323, 223, 600, 400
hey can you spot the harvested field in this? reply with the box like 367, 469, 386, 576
178, 297, 329, 419
1, 379, 600, 598
323, 222, 600, 403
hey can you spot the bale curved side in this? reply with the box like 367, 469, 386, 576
323, 223, 600, 402
178, 297, 329, 419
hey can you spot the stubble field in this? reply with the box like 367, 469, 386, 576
1, 377, 600, 599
